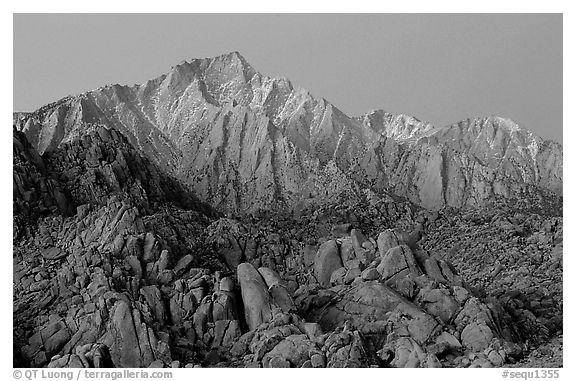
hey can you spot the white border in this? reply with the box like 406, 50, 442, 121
3, 2, 573, 380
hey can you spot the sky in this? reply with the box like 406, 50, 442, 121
13, 13, 562, 142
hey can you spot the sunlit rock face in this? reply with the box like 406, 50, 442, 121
14, 52, 562, 214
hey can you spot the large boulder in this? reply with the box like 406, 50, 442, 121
350, 228, 376, 264
377, 245, 422, 291
460, 322, 494, 352
102, 300, 167, 367
262, 334, 321, 368
212, 292, 238, 321
41, 320, 71, 357
237, 263, 273, 331
312, 281, 440, 345
377, 230, 401, 258
140, 286, 167, 325
416, 287, 460, 323
212, 320, 242, 349
339, 238, 357, 270
314, 240, 343, 287
258, 267, 285, 288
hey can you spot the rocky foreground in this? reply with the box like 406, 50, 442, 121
13, 125, 562, 368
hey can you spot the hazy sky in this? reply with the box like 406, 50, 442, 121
13, 14, 562, 142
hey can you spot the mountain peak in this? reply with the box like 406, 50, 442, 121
429, 115, 535, 143
201, 51, 249, 64
487, 115, 522, 132
195, 51, 257, 78
360, 109, 435, 141
225, 50, 248, 62
14, 53, 562, 213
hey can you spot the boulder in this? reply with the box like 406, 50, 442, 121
258, 267, 285, 288
104, 300, 159, 367
262, 334, 321, 368
140, 285, 166, 324
329, 267, 347, 286
212, 319, 242, 348
314, 281, 439, 345
339, 238, 357, 269
314, 240, 343, 287
212, 292, 237, 321
433, 331, 462, 353
237, 263, 273, 331
303, 322, 323, 341
173, 254, 194, 276
377, 230, 401, 258
417, 288, 460, 323
42, 247, 67, 260
269, 284, 296, 313
350, 228, 371, 261
460, 322, 494, 352
41, 322, 71, 357
142, 232, 160, 263
377, 245, 422, 282
219, 277, 235, 292
361, 268, 380, 281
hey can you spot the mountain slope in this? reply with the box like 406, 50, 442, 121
13, 52, 562, 213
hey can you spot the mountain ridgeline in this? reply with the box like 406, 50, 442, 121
13, 51, 563, 214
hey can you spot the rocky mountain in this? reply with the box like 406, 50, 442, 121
14, 52, 562, 214
13, 52, 563, 369
13, 122, 215, 240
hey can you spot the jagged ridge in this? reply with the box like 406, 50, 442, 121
13, 52, 562, 213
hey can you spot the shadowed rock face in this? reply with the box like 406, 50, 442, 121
14, 52, 562, 214
40, 124, 209, 213
13, 127, 75, 240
